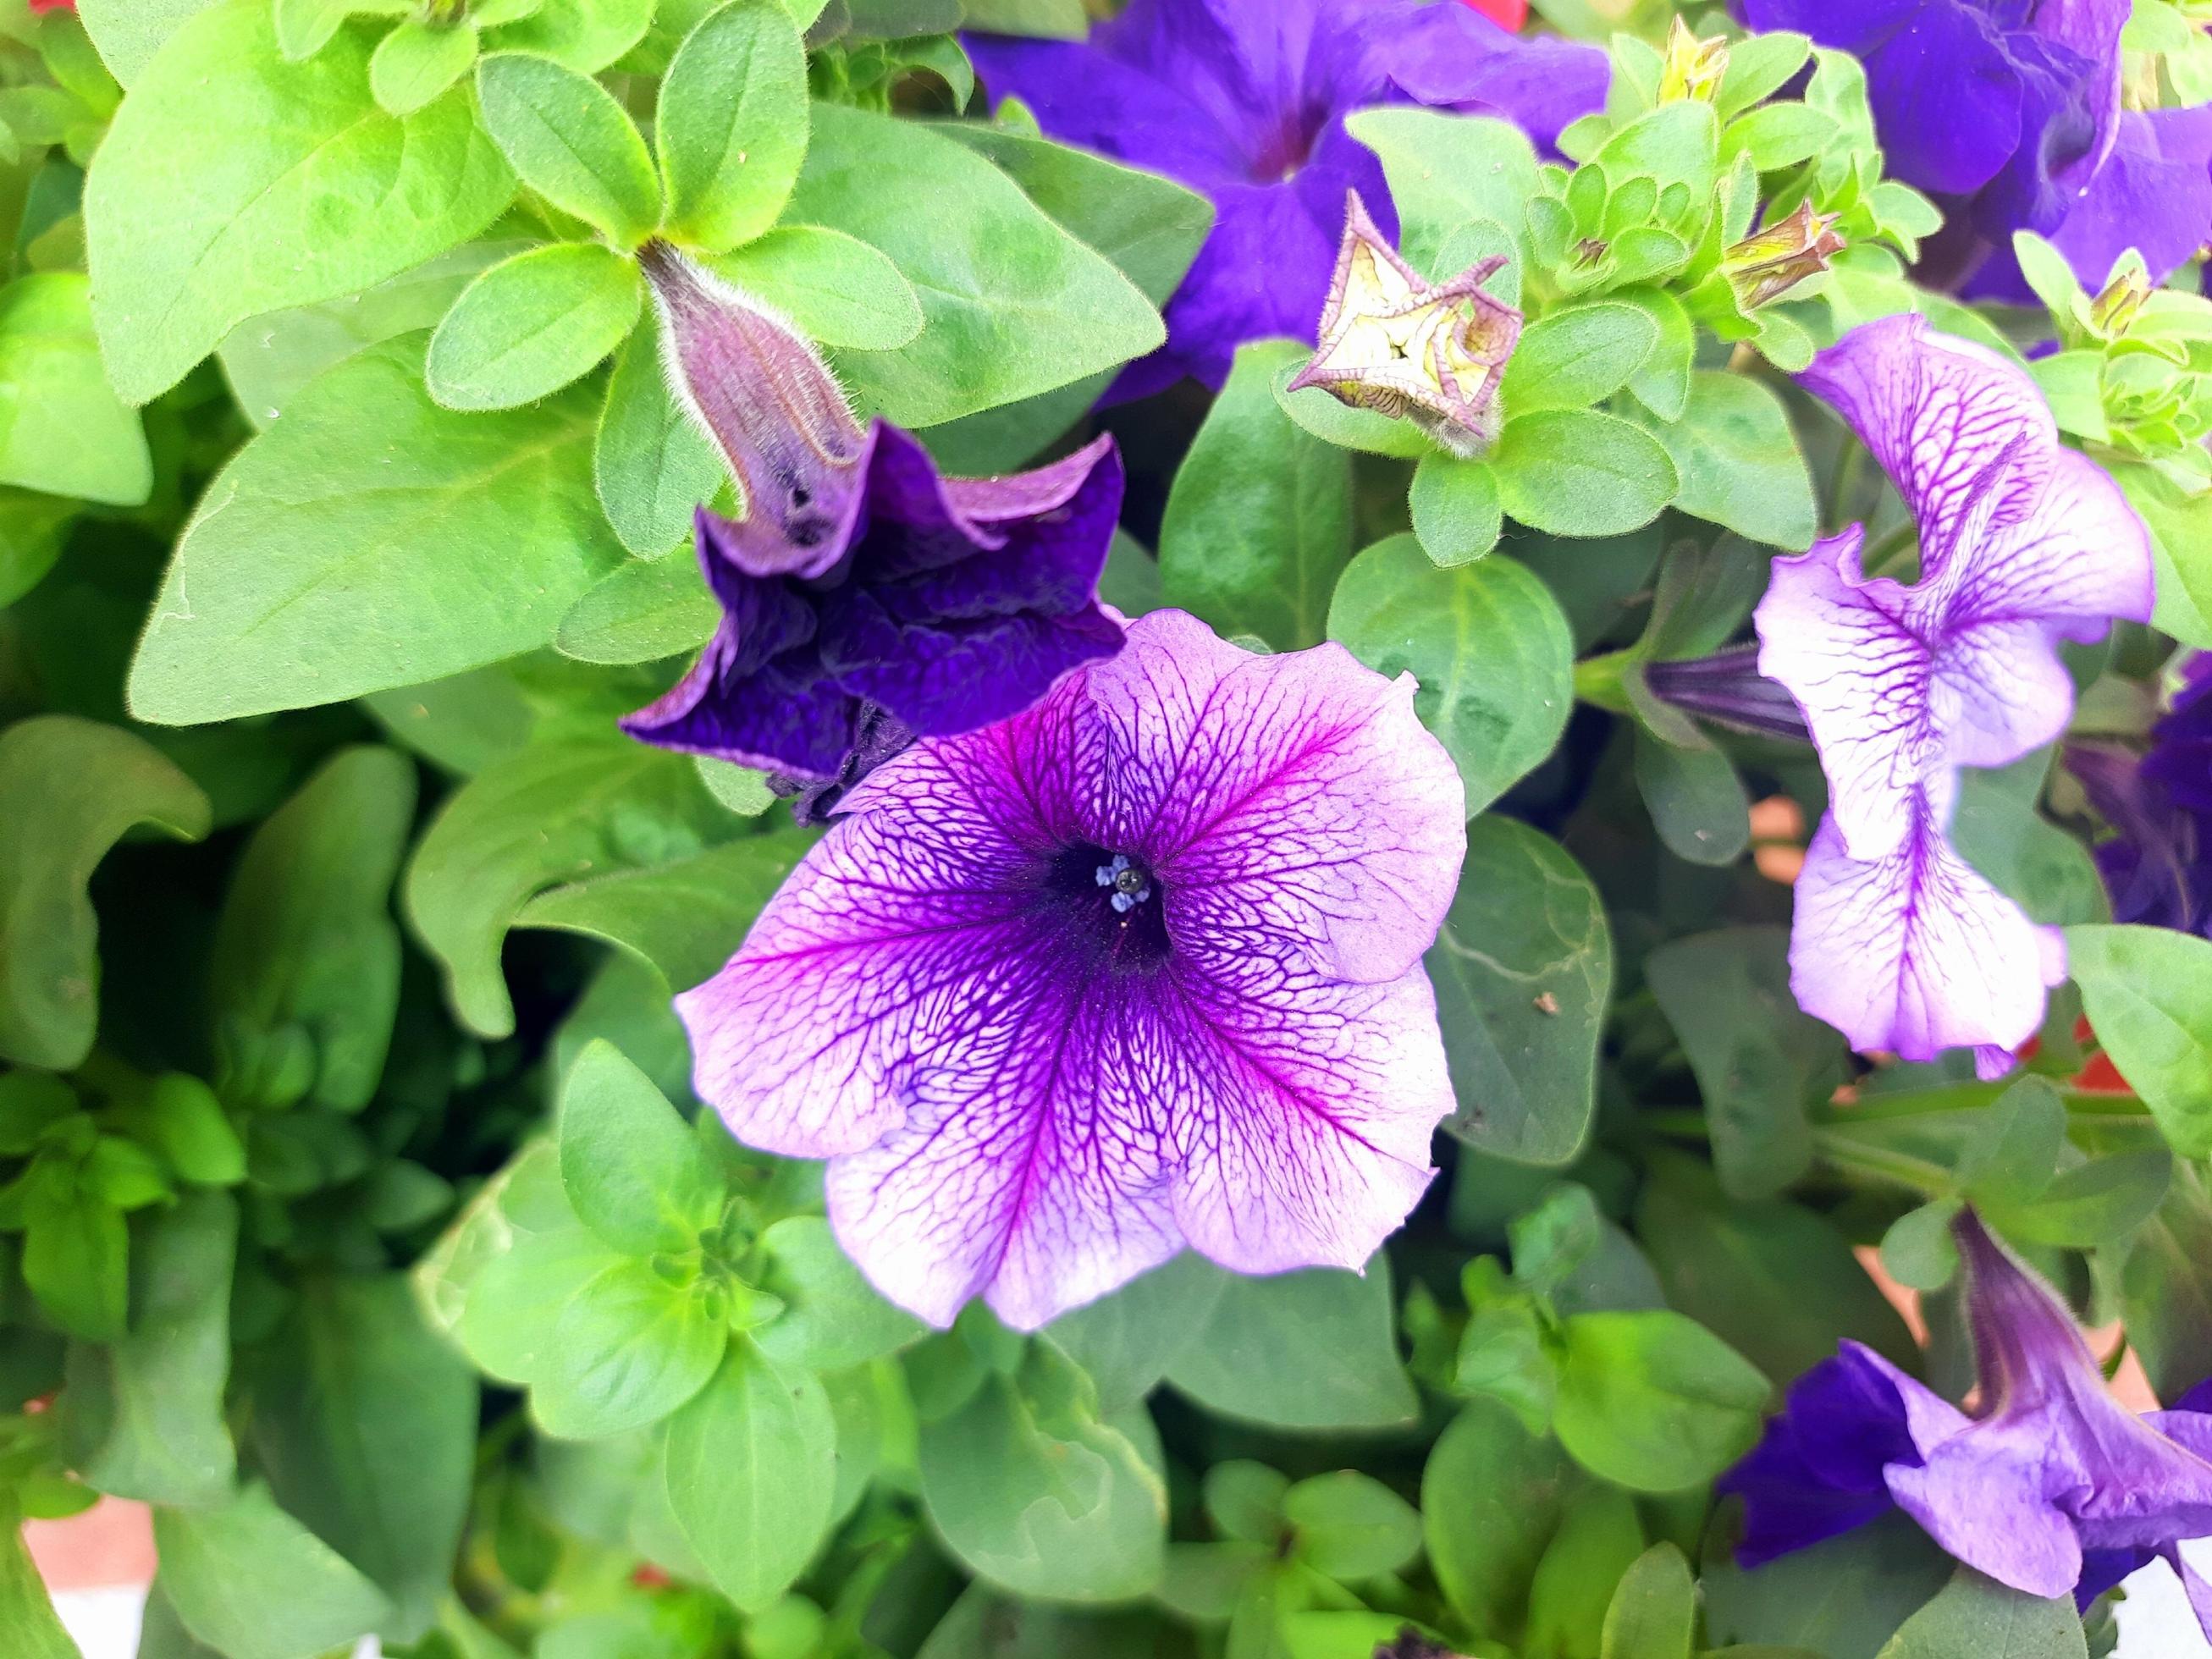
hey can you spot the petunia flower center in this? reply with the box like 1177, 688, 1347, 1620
1045, 843, 1172, 971
1249, 110, 1321, 183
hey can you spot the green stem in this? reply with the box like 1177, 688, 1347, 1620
1812, 1129, 1954, 1197
1573, 649, 1637, 714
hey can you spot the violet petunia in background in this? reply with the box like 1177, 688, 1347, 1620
1755, 314, 2154, 1073
1736, 0, 2212, 297
964, 0, 1605, 399
622, 246, 1125, 807
1722, 1210, 2212, 1629
675, 608, 1467, 1330
2071, 653, 2212, 939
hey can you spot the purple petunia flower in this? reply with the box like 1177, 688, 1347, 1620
674, 607, 1467, 1330
963, 0, 1606, 399
1737, 0, 2212, 296
1722, 1210, 2212, 1631
2071, 653, 2212, 938
1754, 314, 2154, 1074
621, 245, 1126, 802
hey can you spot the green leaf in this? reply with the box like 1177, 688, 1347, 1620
0, 1502, 82, 1659
475, 52, 662, 245
1160, 339, 1352, 651
917, 1586, 1177, 1659
427, 243, 643, 411
709, 224, 924, 350
665, 1337, 838, 1610
753, 1215, 927, 1373
209, 746, 415, 1112
1881, 1199, 1965, 1292
1281, 1471, 1421, 1580
2066, 923, 2212, 1155
403, 733, 733, 1036
1630, 370, 1816, 549
658, 0, 809, 253
1722, 102, 1838, 172
558, 1039, 722, 1257
1422, 1397, 1579, 1640
1039, 1251, 1230, 1414
2111, 458, 2212, 650
1491, 409, 1679, 537
84, 0, 514, 403
957, 0, 1086, 36
76, 0, 217, 85
59, 1190, 236, 1507
156, 1482, 394, 1659
1618, 287, 1694, 422
2120, 1163, 2212, 1399
0, 273, 150, 505
595, 314, 725, 556
1526, 1485, 1647, 1659
1161, 1258, 1417, 1430
514, 828, 811, 991
1499, 302, 1658, 412
128, 337, 626, 723
1409, 454, 1503, 566
789, 104, 1163, 427
368, 17, 477, 116
1705, 1512, 1953, 1659
480, 0, 655, 72
1348, 107, 1539, 263
246, 1275, 478, 1643
1875, 1567, 2087, 1659
22, 1182, 130, 1341
1647, 928, 1846, 1199
1631, 725, 1750, 866
554, 553, 718, 665
1952, 757, 2109, 929
918, 1342, 1167, 1601
1551, 1309, 1768, 1491
1601, 1543, 1696, 1659
1273, 363, 1435, 459
0, 715, 211, 1069
1426, 816, 1611, 1165
1327, 534, 1574, 816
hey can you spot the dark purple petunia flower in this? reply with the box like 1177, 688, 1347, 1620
1722, 1210, 2212, 1631
963, 0, 1607, 398
621, 245, 1125, 802
2071, 653, 2212, 938
1737, 0, 2212, 295
676, 608, 1467, 1330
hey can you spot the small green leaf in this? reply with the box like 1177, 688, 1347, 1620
658, 0, 809, 253
476, 51, 663, 245
480, 0, 655, 72
1875, 1566, 2088, 1659
1349, 107, 1539, 259
0, 1507, 77, 1659
1880, 1199, 1964, 1292
368, 18, 477, 116
2066, 923, 2212, 1155
1327, 534, 1574, 816
156, 1483, 394, 1659
595, 315, 725, 556
1422, 1398, 1578, 1640
753, 1215, 927, 1373
427, 243, 643, 411
1631, 370, 1817, 549
709, 224, 924, 350
1632, 725, 1751, 867
1282, 1472, 1422, 1581
0, 716, 211, 1070
1602, 1538, 1700, 1655
559, 1039, 722, 1257
23, 1182, 130, 1341
1409, 454, 1503, 566
1552, 1309, 1769, 1492
1491, 408, 1678, 537
1618, 286, 1694, 421
0, 272, 151, 505
665, 1337, 838, 1610
554, 554, 719, 665
1161, 1258, 1417, 1431
1500, 302, 1657, 411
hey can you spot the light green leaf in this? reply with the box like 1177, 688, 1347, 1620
1348, 107, 1539, 262
0, 715, 211, 1070
84, 0, 514, 403
659, 0, 809, 253
554, 553, 719, 664
209, 746, 415, 1112
367, 17, 477, 116
1409, 454, 1503, 566
403, 733, 734, 1037
1161, 1258, 1417, 1431
790, 104, 1163, 427
1601, 1543, 1696, 1659
753, 1215, 927, 1373
156, 1483, 394, 1659
1632, 370, 1816, 549
128, 337, 626, 724
1161, 339, 1351, 651
2066, 923, 2212, 1156
1619, 287, 1694, 421
1427, 816, 1612, 1165
1327, 534, 1573, 816
1040, 1252, 1230, 1414
709, 224, 924, 350
0, 273, 150, 505
76, 0, 217, 85
475, 51, 662, 245
0, 1508, 77, 1659
594, 314, 725, 556
1491, 409, 1679, 538
427, 243, 643, 411
480, 0, 655, 72
1875, 1567, 2087, 1659
558, 1039, 722, 1257
1422, 1397, 1578, 1640
1281, 1471, 1421, 1581
1552, 1309, 1768, 1492
1499, 302, 1657, 412
2110, 460, 2212, 651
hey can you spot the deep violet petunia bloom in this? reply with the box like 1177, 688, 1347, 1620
621, 245, 1125, 802
675, 607, 1468, 1330
963, 0, 1606, 399
2071, 653, 2212, 938
1721, 1210, 2212, 1630
1737, 0, 2212, 296
1754, 314, 2154, 1074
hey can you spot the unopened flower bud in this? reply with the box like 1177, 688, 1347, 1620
637, 240, 869, 580
1286, 190, 1521, 457
1721, 201, 1845, 311
2090, 263, 2152, 339
1658, 14, 1729, 105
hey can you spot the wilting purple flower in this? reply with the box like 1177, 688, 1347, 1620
1736, 0, 2212, 295
2071, 653, 2212, 937
621, 245, 1125, 797
964, 0, 1605, 398
1722, 1210, 2212, 1629
676, 608, 1466, 1330
1754, 314, 2154, 1073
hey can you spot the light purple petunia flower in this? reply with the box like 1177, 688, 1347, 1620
963, 0, 1606, 399
1755, 314, 2154, 1073
1722, 1210, 2212, 1631
675, 608, 1468, 1330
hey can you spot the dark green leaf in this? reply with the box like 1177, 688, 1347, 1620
1409, 454, 1503, 567
1631, 371, 1815, 548
1704, 1513, 1954, 1659
2066, 924, 2212, 1155
1632, 725, 1751, 867
1874, 1567, 2087, 1659
1038, 1251, 1230, 1414
1161, 1258, 1417, 1430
